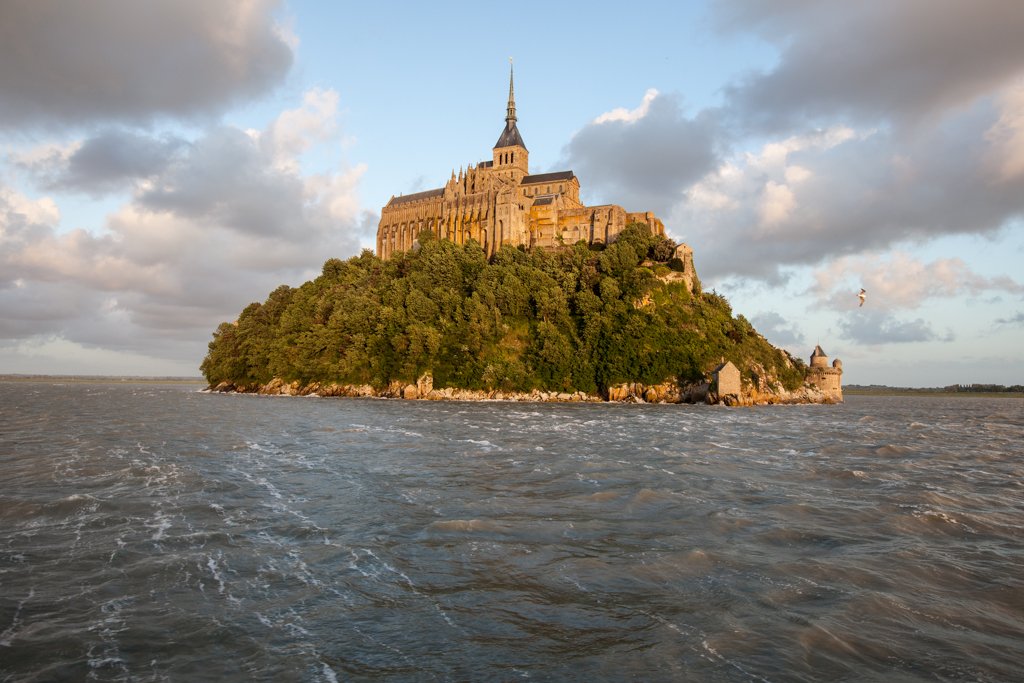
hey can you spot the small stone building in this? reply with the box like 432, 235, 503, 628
808, 345, 843, 399
712, 360, 741, 398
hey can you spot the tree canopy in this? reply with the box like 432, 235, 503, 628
200, 223, 806, 393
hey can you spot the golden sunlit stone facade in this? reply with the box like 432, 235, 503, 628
376, 65, 665, 259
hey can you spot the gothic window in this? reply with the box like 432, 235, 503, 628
511, 152, 514, 163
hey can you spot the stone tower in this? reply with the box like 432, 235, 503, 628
808, 345, 843, 399
492, 59, 529, 184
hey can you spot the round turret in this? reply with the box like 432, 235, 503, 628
810, 345, 828, 368
833, 359, 842, 370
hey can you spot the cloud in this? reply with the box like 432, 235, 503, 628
593, 88, 660, 124
0, 0, 294, 128
983, 79, 1024, 183
558, 91, 722, 217
0, 91, 368, 364
837, 310, 951, 345
994, 311, 1024, 328
16, 132, 187, 195
716, 0, 1024, 131
811, 251, 1024, 311
552, 1, 1024, 284
674, 102, 1024, 280
749, 311, 806, 349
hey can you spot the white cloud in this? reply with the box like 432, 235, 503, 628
259, 89, 340, 173
593, 88, 660, 124
811, 251, 1024, 311
0, 184, 61, 228
0, 90, 367, 367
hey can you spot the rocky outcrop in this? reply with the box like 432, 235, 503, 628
204, 371, 836, 406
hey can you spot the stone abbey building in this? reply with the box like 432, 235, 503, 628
376, 65, 665, 259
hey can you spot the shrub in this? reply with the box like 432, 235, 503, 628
652, 238, 677, 262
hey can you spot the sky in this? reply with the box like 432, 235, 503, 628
1, 0, 1023, 386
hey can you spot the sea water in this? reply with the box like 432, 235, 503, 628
1, 383, 1022, 682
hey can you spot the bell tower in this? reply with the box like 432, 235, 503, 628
493, 58, 529, 184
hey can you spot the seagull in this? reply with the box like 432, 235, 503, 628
858, 288, 867, 307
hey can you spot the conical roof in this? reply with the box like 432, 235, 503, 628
494, 122, 526, 149
811, 345, 827, 357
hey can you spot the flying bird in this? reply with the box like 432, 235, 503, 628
858, 289, 867, 307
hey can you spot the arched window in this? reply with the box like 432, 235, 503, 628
511, 152, 514, 163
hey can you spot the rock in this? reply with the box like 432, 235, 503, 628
606, 384, 630, 401
417, 373, 433, 395
403, 385, 419, 400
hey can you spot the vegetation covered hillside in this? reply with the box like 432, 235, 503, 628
200, 223, 807, 395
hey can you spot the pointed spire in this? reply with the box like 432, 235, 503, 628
506, 57, 517, 125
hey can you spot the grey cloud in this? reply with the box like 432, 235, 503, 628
749, 311, 806, 349
557, 1, 1024, 284
680, 106, 1024, 281
0, 106, 366, 367
0, 0, 293, 128
136, 126, 311, 240
994, 311, 1024, 327
23, 131, 187, 195
558, 93, 722, 217
716, 0, 1024, 131
837, 310, 949, 345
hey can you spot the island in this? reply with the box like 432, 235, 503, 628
201, 68, 842, 405
201, 225, 841, 405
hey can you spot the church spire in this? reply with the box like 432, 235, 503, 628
506, 57, 517, 126
493, 58, 527, 151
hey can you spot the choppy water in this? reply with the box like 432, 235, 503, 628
1, 384, 1023, 682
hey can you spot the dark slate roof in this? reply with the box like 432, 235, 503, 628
479, 160, 493, 168
494, 121, 527, 150
811, 345, 827, 357
532, 196, 553, 206
387, 188, 444, 207
522, 171, 575, 184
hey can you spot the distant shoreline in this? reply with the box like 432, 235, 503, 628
844, 390, 1024, 398
0, 375, 206, 385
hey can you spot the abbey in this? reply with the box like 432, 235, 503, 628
376, 65, 665, 259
